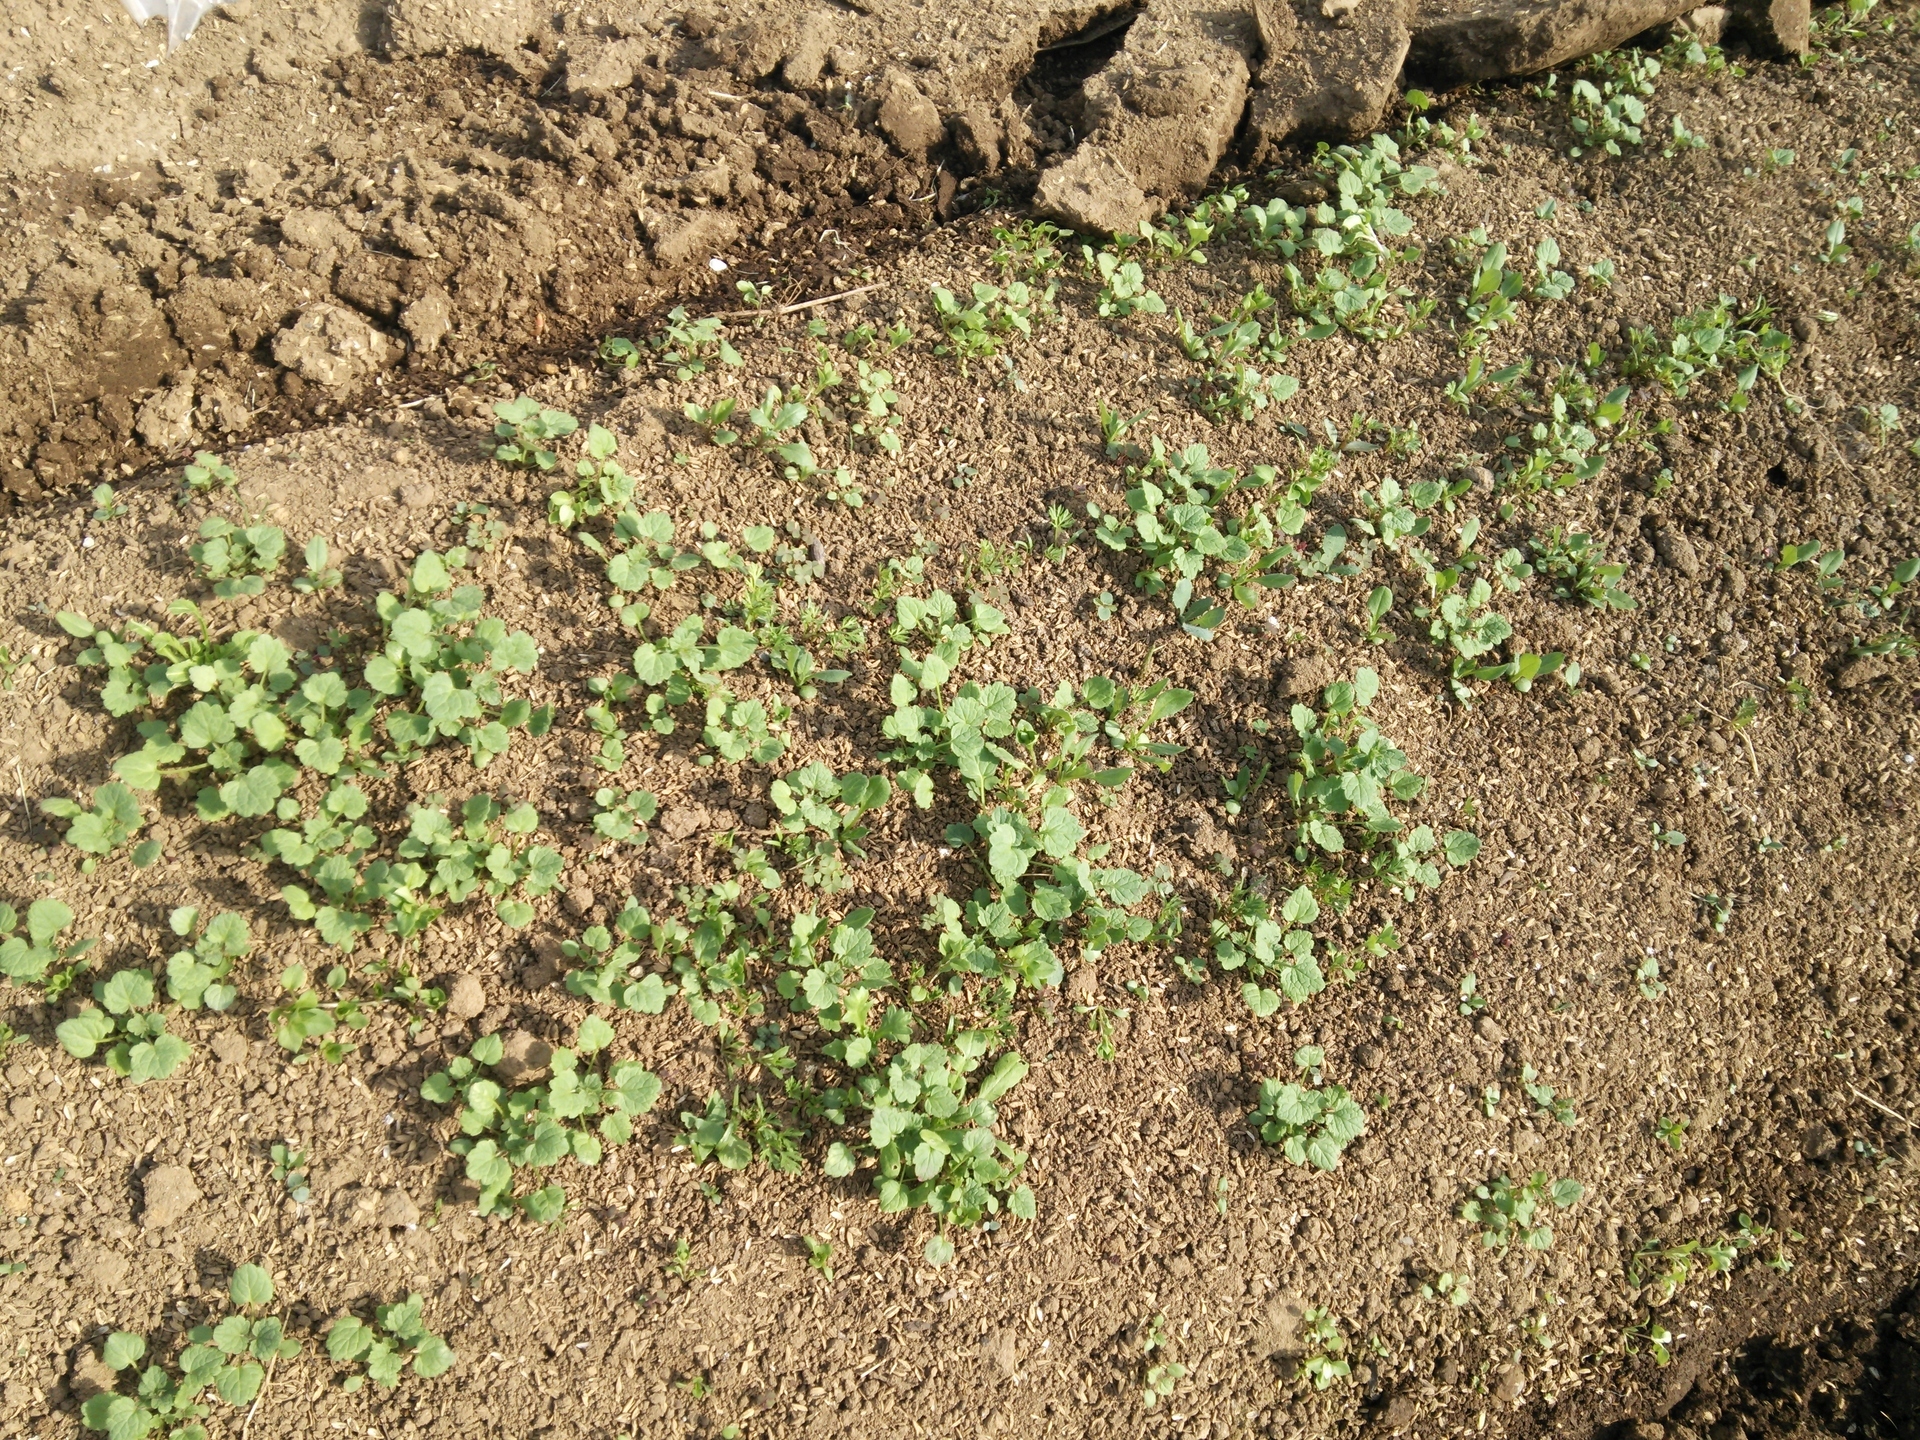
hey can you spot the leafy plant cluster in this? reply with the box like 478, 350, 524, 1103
1623, 294, 1793, 411
1461, 1170, 1584, 1249
0, 896, 95, 999
423, 1018, 663, 1222
1248, 1046, 1368, 1167
1088, 440, 1329, 640
1246, 135, 1441, 341
260, 786, 563, 949
1174, 284, 1301, 424
1283, 669, 1481, 892
81, 1265, 298, 1440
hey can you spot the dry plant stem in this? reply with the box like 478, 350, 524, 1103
711, 282, 887, 319
239, 1352, 279, 1440
1850, 1086, 1915, 1131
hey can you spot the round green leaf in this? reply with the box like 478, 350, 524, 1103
229, 1263, 274, 1308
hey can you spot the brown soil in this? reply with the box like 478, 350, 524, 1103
3, 4, 1920, 1440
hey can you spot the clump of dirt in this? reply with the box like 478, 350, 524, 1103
0, 0, 1824, 514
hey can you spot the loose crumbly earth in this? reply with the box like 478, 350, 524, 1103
2, 4, 1920, 1440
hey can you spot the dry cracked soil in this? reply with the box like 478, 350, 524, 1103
1, 2, 1919, 1440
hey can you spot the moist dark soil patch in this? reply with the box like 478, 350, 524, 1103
2, 5, 1920, 1440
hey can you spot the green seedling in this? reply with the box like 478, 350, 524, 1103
1533, 529, 1635, 609
1141, 1313, 1185, 1408
423, 1019, 662, 1222
363, 551, 547, 768
803, 1236, 835, 1282
1285, 669, 1481, 891
927, 815, 1174, 993
181, 450, 237, 495
1629, 1235, 1735, 1309
1521, 1064, 1577, 1127
1089, 440, 1308, 638
1261, 137, 1439, 341
1636, 956, 1666, 999
0, 897, 95, 999
1528, 236, 1575, 300
92, 483, 128, 521
1248, 1046, 1367, 1169
492, 397, 579, 471
593, 787, 659, 846
823, 1035, 1035, 1258
265, 963, 368, 1061
1458, 972, 1485, 1015
1207, 883, 1331, 1013
1221, 757, 1268, 816
1360, 584, 1394, 643
849, 361, 903, 456
326, 1293, 455, 1391
990, 219, 1072, 282
270, 1142, 310, 1203
1042, 503, 1081, 563
1421, 1271, 1473, 1307
1562, 49, 1659, 157
189, 518, 286, 599
163, 906, 249, 1012
1085, 249, 1165, 319
1655, 1115, 1690, 1151
1298, 1307, 1351, 1389
931, 280, 1053, 369
1622, 294, 1791, 411
680, 1084, 806, 1175
56, 970, 187, 1081
1460, 1171, 1583, 1249
1444, 356, 1532, 411
601, 306, 741, 380
584, 508, 701, 629
41, 780, 145, 859
550, 426, 640, 529
292, 537, 343, 593
1495, 362, 1632, 493
1454, 235, 1527, 351
769, 763, 891, 891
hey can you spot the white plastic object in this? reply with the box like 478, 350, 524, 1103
119, 0, 225, 52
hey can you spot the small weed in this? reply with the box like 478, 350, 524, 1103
803, 1235, 835, 1282
325, 1294, 455, 1390
1461, 1171, 1583, 1249
1655, 1115, 1690, 1151
182, 450, 237, 495
292, 537, 343, 594
1297, 1307, 1351, 1389
0, 897, 94, 999
492, 397, 579, 471
1247, 1047, 1367, 1169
